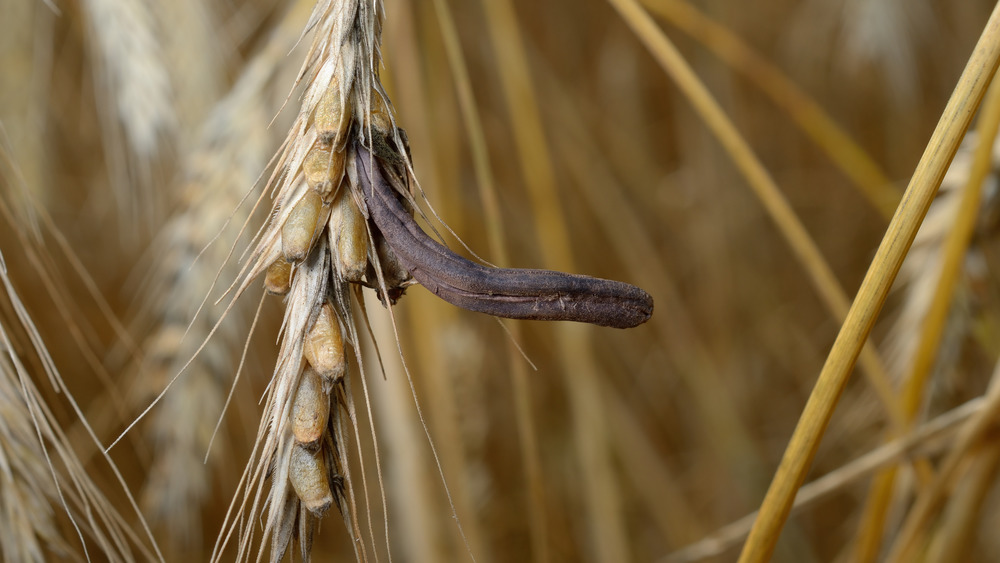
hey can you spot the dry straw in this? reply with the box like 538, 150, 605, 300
664, 395, 986, 562
639, 0, 901, 219
739, 3, 1000, 560
609, 0, 906, 432
869, 73, 1000, 563
0, 222, 161, 562
852, 81, 1000, 559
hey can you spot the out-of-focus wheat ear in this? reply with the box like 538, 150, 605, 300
151, 0, 227, 141
884, 130, 998, 385
79, 0, 177, 222
853, 132, 1000, 556
80, 0, 176, 156
0, 2, 55, 222
837, 0, 933, 104
876, 86, 1000, 562
857, 125, 1000, 558
130, 1, 313, 550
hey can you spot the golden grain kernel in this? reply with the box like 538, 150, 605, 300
264, 258, 293, 295
303, 304, 345, 383
281, 189, 325, 262
302, 141, 346, 202
291, 366, 329, 447
329, 186, 368, 282
289, 444, 333, 517
314, 84, 352, 148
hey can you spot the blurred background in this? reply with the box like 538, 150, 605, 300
3, 0, 1000, 561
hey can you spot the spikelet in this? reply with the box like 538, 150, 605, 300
80, 0, 176, 158
315, 79, 353, 149
282, 189, 331, 263
328, 182, 369, 282
365, 88, 393, 136
265, 258, 293, 295
291, 366, 330, 447
289, 443, 334, 516
303, 303, 346, 383
302, 140, 347, 201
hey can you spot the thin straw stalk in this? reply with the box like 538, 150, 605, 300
853, 65, 1000, 562
924, 443, 1000, 562
663, 396, 985, 563
885, 340, 1000, 560
738, 3, 1000, 560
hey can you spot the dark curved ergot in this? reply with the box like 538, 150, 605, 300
356, 145, 654, 329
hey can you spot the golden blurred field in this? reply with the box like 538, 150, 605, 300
3, 0, 1000, 561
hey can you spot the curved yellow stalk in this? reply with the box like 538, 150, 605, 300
606, 0, 903, 430
640, 0, 900, 219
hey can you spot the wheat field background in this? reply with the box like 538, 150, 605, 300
2, 0, 1000, 561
